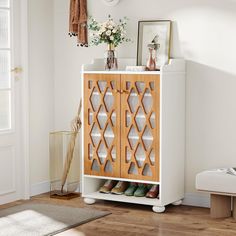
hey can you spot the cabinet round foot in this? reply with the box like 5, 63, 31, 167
152, 206, 165, 213
172, 200, 183, 206
84, 198, 96, 205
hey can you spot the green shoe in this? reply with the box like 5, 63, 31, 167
124, 183, 138, 196
134, 184, 149, 197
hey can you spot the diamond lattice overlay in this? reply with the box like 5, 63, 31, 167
91, 159, 99, 171
135, 107, 146, 132
142, 88, 153, 114
104, 123, 114, 148
128, 162, 138, 175
126, 82, 131, 90
128, 88, 139, 113
104, 88, 114, 112
149, 81, 154, 90
88, 143, 93, 160
149, 149, 155, 165
98, 81, 107, 93
88, 109, 93, 125
88, 80, 92, 89
111, 146, 116, 161
105, 160, 113, 173
142, 163, 152, 176
97, 105, 107, 129
110, 81, 115, 89
97, 141, 107, 164
126, 110, 131, 127
90, 87, 100, 111
128, 125, 139, 150
135, 82, 145, 94
150, 112, 155, 128
142, 126, 153, 151
126, 147, 132, 162
134, 144, 146, 168
90, 123, 100, 146
111, 111, 116, 126
86, 76, 122, 177
120, 78, 159, 181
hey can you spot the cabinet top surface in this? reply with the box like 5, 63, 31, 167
82, 70, 161, 75
81, 58, 185, 75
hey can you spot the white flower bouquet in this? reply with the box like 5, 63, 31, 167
88, 15, 131, 47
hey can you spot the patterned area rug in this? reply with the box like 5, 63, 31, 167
0, 202, 110, 236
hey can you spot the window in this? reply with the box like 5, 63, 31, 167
0, 0, 11, 131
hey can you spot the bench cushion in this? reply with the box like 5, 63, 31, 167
196, 169, 236, 194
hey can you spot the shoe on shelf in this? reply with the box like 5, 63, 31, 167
134, 184, 149, 197
99, 180, 117, 194
146, 184, 159, 198
111, 181, 129, 195
124, 182, 138, 196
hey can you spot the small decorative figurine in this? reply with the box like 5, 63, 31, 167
146, 34, 160, 71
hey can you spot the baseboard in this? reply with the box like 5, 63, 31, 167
30, 182, 210, 208
30, 181, 50, 196
30, 181, 81, 197
182, 192, 210, 208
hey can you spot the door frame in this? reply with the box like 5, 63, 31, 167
19, 0, 30, 200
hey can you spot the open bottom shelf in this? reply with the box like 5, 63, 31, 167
84, 175, 160, 185
83, 191, 161, 206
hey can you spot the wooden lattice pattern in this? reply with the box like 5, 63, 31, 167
84, 74, 160, 181
84, 74, 120, 177
121, 75, 160, 181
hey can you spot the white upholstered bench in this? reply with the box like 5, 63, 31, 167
196, 169, 236, 219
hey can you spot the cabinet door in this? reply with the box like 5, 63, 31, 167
84, 74, 121, 177
121, 75, 160, 181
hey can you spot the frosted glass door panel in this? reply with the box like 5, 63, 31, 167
0, 90, 11, 130
0, 3, 11, 131
0, 50, 10, 89
84, 74, 121, 177
0, 9, 10, 48
0, 0, 9, 8
121, 75, 160, 181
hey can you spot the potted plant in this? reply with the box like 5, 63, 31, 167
88, 15, 131, 70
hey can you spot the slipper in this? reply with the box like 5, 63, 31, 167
146, 184, 159, 198
134, 184, 149, 197
111, 181, 129, 195
99, 180, 117, 193
124, 182, 138, 196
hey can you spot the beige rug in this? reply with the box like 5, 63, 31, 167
0, 202, 110, 236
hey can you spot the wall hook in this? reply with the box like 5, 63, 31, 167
102, 0, 120, 7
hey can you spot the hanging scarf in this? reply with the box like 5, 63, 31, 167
69, 0, 88, 47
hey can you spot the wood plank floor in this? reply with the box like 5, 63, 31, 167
1, 193, 236, 236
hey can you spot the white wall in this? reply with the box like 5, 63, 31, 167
29, 0, 236, 202
53, 0, 236, 199
28, 0, 54, 188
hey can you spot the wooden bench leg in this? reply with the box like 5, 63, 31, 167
233, 197, 236, 220
210, 194, 231, 218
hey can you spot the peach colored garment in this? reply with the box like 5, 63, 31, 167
69, 0, 88, 46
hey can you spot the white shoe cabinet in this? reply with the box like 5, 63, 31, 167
81, 59, 186, 212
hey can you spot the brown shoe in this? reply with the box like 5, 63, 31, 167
111, 181, 129, 195
146, 185, 159, 198
99, 180, 117, 194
